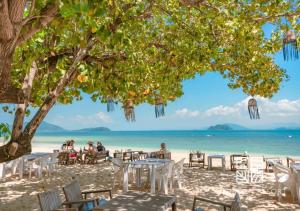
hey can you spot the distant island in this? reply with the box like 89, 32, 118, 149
207, 124, 248, 131
36, 122, 110, 134
72, 127, 111, 133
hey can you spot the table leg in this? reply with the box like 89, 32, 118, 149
222, 158, 225, 172
151, 164, 156, 194
123, 164, 129, 192
208, 158, 211, 170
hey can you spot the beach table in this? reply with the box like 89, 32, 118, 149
93, 191, 176, 211
290, 163, 300, 204
208, 154, 226, 171
123, 158, 170, 194
24, 152, 50, 161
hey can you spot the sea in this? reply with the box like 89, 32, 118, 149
31, 130, 300, 156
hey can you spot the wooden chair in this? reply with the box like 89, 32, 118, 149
38, 189, 78, 211
94, 150, 109, 163
58, 152, 69, 165
63, 180, 112, 211
189, 152, 205, 168
192, 193, 241, 211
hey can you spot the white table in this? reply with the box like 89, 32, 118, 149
208, 154, 226, 171
291, 163, 300, 204
123, 158, 170, 194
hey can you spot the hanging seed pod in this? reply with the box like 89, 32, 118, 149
248, 98, 260, 120
123, 99, 135, 122
106, 97, 115, 112
155, 96, 165, 118
283, 30, 299, 61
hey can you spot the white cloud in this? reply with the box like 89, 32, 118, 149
204, 97, 300, 119
205, 105, 240, 117
174, 108, 200, 118
75, 112, 112, 124
95, 112, 113, 123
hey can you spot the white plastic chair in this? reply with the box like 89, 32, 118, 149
273, 163, 290, 201
111, 158, 124, 188
0, 158, 22, 178
156, 161, 175, 194
248, 156, 264, 183
47, 152, 59, 175
0, 163, 6, 178
27, 157, 47, 178
236, 156, 264, 183
172, 158, 185, 189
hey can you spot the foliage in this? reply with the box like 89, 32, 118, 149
0, 123, 11, 143
6, 0, 300, 118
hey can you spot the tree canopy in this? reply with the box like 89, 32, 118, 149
0, 0, 299, 162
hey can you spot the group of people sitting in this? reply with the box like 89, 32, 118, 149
60, 140, 107, 163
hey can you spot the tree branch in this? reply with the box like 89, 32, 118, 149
16, 3, 59, 46
253, 11, 300, 22
23, 41, 94, 137
83, 52, 126, 66
11, 61, 37, 141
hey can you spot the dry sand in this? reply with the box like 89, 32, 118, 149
0, 150, 300, 211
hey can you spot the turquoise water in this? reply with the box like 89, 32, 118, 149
32, 130, 300, 156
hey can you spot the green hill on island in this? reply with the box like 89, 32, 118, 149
207, 124, 248, 131
35, 122, 110, 134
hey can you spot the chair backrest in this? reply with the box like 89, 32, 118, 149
273, 163, 290, 183
248, 157, 264, 171
63, 180, 83, 208
38, 189, 62, 211
167, 161, 175, 178
0, 163, 6, 178
229, 193, 241, 211
49, 152, 59, 162
111, 158, 123, 172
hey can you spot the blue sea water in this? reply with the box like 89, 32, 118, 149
33, 130, 300, 156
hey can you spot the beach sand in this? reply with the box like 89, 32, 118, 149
0, 148, 300, 211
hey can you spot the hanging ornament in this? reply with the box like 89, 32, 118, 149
283, 29, 299, 61
106, 97, 115, 112
155, 96, 165, 118
248, 98, 260, 120
123, 99, 135, 122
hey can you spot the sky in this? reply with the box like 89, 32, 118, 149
1, 27, 300, 131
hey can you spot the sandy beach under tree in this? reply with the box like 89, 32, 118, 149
1, 147, 300, 211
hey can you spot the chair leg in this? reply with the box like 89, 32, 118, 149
172, 202, 176, 211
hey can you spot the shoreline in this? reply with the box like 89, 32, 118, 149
31, 144, 300, 163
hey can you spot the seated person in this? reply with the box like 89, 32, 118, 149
156, 142, 171, 159
160, 142, 167, 152
96, 141, 106, 152
61, 142, 67, 151
84, 141, 96, 161
68, 140, 77, 159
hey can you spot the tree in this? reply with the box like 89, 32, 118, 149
0, 0, 298, 162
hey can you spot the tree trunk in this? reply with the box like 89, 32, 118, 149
0, 44, 92, 163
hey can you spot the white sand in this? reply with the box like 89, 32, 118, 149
0, 145, 300, 210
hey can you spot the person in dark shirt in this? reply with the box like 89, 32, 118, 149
96, 141, 105, 152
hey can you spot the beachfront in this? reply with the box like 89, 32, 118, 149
1, 147, 300, 211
